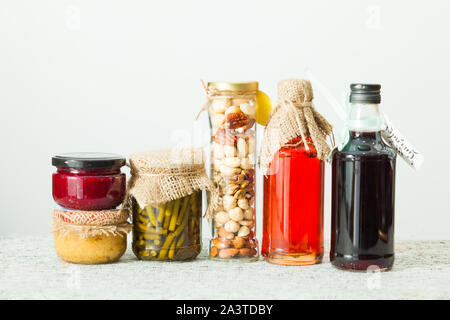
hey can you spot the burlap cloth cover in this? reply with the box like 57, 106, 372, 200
51, 209, 132, 239
122, 147, 219, 218
259, 79, 333, 174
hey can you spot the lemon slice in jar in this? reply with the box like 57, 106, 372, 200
255, 90, 273, 126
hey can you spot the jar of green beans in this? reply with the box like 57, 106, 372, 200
132, 191, 202, 261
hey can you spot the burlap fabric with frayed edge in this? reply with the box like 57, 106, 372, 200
260, 79, 333, 175
121, 148, 219, 218
51, 209, 132, 239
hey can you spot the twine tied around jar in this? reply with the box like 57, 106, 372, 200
51, 209, 132, 239
195, 80, 257, 120
121, 147, 220, 218
259, 79, 334, 175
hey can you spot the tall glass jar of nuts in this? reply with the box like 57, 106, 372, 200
207, 81, 259, 261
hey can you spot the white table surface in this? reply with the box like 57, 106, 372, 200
0, 236, 448, 300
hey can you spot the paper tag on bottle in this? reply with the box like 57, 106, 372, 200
305, 68, 424, 170
381, 113, 424, 170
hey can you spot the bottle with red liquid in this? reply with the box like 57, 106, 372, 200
330, 84, 396, 271
262, 137, 324, 265
261, 79, 331, 266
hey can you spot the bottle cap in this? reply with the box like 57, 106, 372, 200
350, 84, 381, 104
52, 152, 126, 169
207, 81, 258, 92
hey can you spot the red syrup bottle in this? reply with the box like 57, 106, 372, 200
262, 137, 324, 265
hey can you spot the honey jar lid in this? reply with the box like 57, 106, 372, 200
207, 81, 258, 92
52, 152, 126, 169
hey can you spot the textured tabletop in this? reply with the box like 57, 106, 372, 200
0, 236, 448, 300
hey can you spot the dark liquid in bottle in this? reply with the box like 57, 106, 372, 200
330, 131, 396, 271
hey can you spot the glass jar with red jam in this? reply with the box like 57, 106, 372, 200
52, 153, 126, 210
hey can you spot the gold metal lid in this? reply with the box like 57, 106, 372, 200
207, 81, 258, 92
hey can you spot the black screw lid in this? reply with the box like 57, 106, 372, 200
52, 152, 126, 169
350, 83, 381, 104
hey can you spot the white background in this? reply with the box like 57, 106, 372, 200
0, 0, 448, 240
